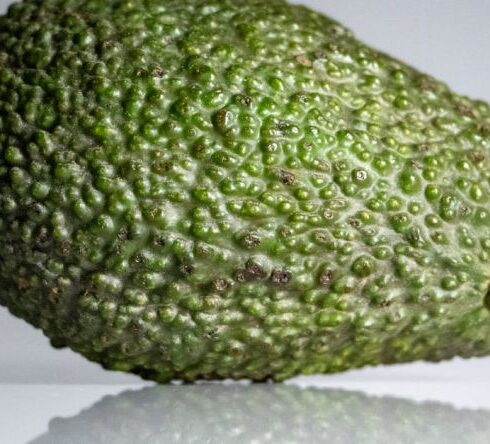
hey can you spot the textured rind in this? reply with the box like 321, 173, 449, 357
0, 0, 490, 382
31, 385, 490, 443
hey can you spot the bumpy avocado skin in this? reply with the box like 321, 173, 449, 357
0, 0, 490, 382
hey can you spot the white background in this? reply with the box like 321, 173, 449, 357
0, 1, 490, 443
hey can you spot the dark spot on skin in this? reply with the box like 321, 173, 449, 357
271, 269, 292, 285
319, 270, 333, 286
152, 160, 173, 174
117, 225, 129, 241
354, 170, 368, 181
180, 264, 194, 275
236, 95, 252, 106
315, 161, 330, 172
192, 141, 209, 159
242, 232, 261, 249
130, 322, 141, 334
235, 270, 247, 282
323, 209, 334, 220
61, 240, 71, 256
151, 67, 165, 78
296, 93, 309, 104
129, 160, 144, 173
456, 103, 474, 118
77, 245, 88, 256
214, 109, 231, 131
406, 228, 422, 245
133, 254, 144, 264
136, 67, 165, 78
213, 151, 231, 165
348, 218, 361, 228
235, 260, 266, 282
206, 328, 218, 339
16, 276, 29, 291
28, 202, 44, 217
314, 49, 325, 60
314, 231, 329, 243
418, 77, 436, 92
459, 206, 470, 217
153, 235, 166, 247
279, 226, 292, 238
212, 278, 228, 292
279, 169, 296, 185
246, 260, 266, 278
36, 226, 50, 247
469, 150, 486, 164
195, 246, 211, 258
148, 206, 163, 220
276, 120, 290, 135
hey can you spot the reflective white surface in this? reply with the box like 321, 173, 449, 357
1, 0, 490, 443
4, 376, 490, 444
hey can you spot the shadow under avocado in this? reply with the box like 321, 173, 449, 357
31, 384, 490, 444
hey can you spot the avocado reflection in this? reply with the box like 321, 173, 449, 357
31, 384, 490, 444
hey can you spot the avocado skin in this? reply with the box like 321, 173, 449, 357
0, 0, 490, 383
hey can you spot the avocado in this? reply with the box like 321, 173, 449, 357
1, 0, 490, 382
31, 385, 490, 444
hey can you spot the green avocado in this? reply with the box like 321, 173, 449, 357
1, 0, 490, 382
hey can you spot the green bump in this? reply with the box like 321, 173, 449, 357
0, 0, 490, 383
351, 255, 376, 278
399, 170, 421, 195
424, 184, 441, 201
